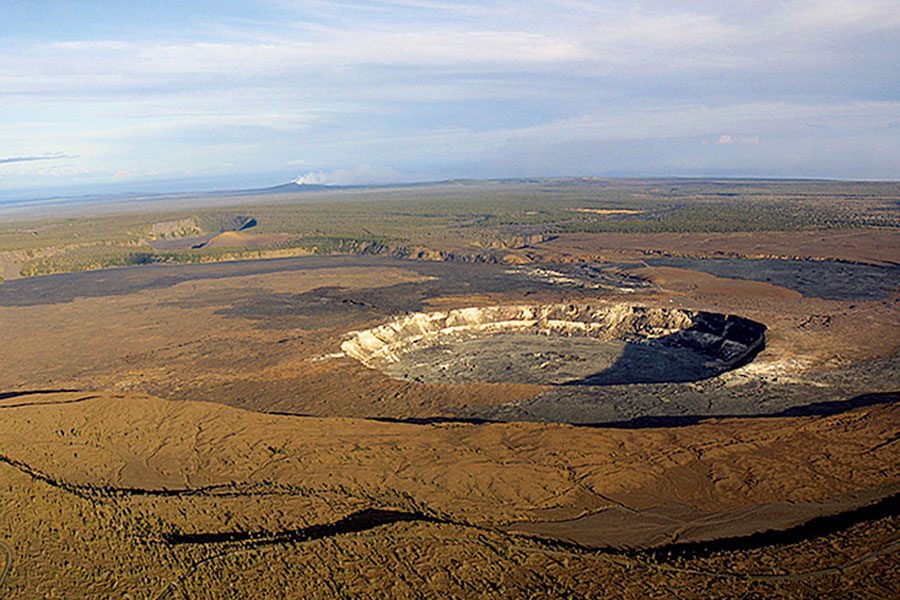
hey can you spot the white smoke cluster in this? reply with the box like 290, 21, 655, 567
293, 164, 401, 186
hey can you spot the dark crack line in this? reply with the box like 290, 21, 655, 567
0, 454, 315, 500
647, 538, 900, 582
152, 506, 900, 598
0, 395, 99, 409
339, 391, 900, 429
866, 433, 900, 454
2, 447, 899, 559
160, 508, 432, 546
638, 491, 900, 561
2, 448, 899, 595
153, 508, 439, 600
0, 389, 81, 400
0, 454, 95, 500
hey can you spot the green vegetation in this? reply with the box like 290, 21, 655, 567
1, 178, 897, 278
197, 213, 256, 233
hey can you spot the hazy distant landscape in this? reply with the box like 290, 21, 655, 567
2, 177, 897, 280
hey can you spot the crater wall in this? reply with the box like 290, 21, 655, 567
342, 304, 766, 385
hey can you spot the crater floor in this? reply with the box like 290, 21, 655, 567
381, 333, 731, 385
343, 303, 766, 387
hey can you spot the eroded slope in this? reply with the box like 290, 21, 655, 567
0, 391, 895, 549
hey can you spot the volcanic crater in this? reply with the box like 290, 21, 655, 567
342, 304, 767, 386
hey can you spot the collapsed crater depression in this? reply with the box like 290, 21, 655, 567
342, 304, 766, 386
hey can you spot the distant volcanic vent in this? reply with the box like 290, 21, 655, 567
341, 304, 766, 386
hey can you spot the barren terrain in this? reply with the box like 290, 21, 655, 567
0, 179, 897, 597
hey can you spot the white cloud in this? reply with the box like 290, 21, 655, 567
1, 0, 897, 193
2, 29, 586, 93
779, 0, 900, 30
3, 0, 896, 102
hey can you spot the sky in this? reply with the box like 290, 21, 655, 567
1, 0, 898, 198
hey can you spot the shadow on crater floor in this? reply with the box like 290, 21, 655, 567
565, 317, 766, 386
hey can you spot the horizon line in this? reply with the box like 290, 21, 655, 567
3, 173, 899, 206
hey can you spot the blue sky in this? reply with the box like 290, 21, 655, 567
1, 0, 898, 197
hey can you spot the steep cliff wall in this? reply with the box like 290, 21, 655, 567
342, 304, 766, 379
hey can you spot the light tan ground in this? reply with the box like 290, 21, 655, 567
0, 390, 896, 598
203, 231, 296, 248
570, 208, 645, 215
